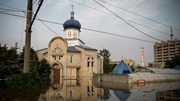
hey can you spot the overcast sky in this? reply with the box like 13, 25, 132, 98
0, 0, 180, 66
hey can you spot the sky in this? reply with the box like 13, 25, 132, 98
0, 0, 180, 66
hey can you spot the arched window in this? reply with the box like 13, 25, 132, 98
52, 64, 60, 90
73, 32, 77, 38
68, 32, 71, 37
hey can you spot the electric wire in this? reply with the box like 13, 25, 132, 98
33, 0, 38, 5
0, 8, 25, 12
0, 3, 26, 11
98, 0, 180, 32
68, 0, 180, 39
94, 0, 163, 41
36, 16, 60, 36
0, 11, 159, 43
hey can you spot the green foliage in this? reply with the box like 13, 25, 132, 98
34, 59, 51, 78
18, 46, 38, 70
4, 60, 51, 100
99, 49, 111, 74
6, 70, 41, 90
0, 43, 51, 100
108, 64, 117, 73
6, 58, 51, 91
0, 44, 20, 79
165, 55, 180, 68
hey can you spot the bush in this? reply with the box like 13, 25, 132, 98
4, 69, 50, 100
6, 69, 41, 90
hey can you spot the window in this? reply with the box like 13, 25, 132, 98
70, 90, 73, 97
73, 32, 77, 38
87, 61, 90, 67
87, 86, 90, 92
70, 55, 73, 63
91, 62, 94, 67
68, 32, 71, 37
92, 86, 94, 92
87, 57, 94, 67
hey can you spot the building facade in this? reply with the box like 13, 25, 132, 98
36, 8, 103, 97
153, 39, 180, 68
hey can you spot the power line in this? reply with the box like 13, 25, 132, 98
33, 0, 38, 5
0, 11, 156, 43
94, 0, 163, 42
0, 3, 25, 11
0, 8, 25, 12
68, 0, 180, 39
98, 0, 180, 32
82, 27, 155, 43
36, 16, 60, 36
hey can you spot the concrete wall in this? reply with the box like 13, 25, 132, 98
93, 74, 130, 84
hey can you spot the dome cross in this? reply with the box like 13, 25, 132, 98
70, 5, 74, 18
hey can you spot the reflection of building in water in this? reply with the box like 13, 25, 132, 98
39, 77, 101, 101
37, 6, 103, 101
156, 90, 180, 101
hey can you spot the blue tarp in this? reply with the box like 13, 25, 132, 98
112, 60, 132, 74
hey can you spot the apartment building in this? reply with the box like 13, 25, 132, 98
154, 39, 180, 67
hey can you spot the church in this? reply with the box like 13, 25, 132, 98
36, 7, 103, 91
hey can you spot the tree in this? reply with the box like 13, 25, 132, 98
165, 55, 180, 68
99, 49, 111, 74
17, 46, 39, 72
0, 44, 20, 79
165, 48, 180, 68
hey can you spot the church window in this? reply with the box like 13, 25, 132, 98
70, 55, 73, 63
68, 32, 71, 37
73, 32, 77, 38
91, 62, 94, 67
92, 86, 94, 92
52, 64, 60, 90
70, 90, 73, 97
87, 86, 90, 92
87, 57, 94, 67
59, 55, 62, 60
87, 61, 90, 67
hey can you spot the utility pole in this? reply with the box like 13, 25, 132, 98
170, 27, 173, 41
23, 0, 32, 73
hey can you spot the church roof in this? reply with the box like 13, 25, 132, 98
65, 38, 85, 44
76, 45, 97, 51
67, 46, 80, 53
112, 60, 132, 74
63, 9, 81, 31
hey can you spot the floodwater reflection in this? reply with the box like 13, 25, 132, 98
38, 76, 100, 101
38, 76, 180, 101
92, 77, 180, 101
1, 76, 180, 101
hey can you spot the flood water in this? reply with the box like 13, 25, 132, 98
1, 76, 180, 101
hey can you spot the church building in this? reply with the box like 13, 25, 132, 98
36, 7, 103, 91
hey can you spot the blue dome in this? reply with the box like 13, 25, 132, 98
112, 60, 132, 74
63, 17, 81, 30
